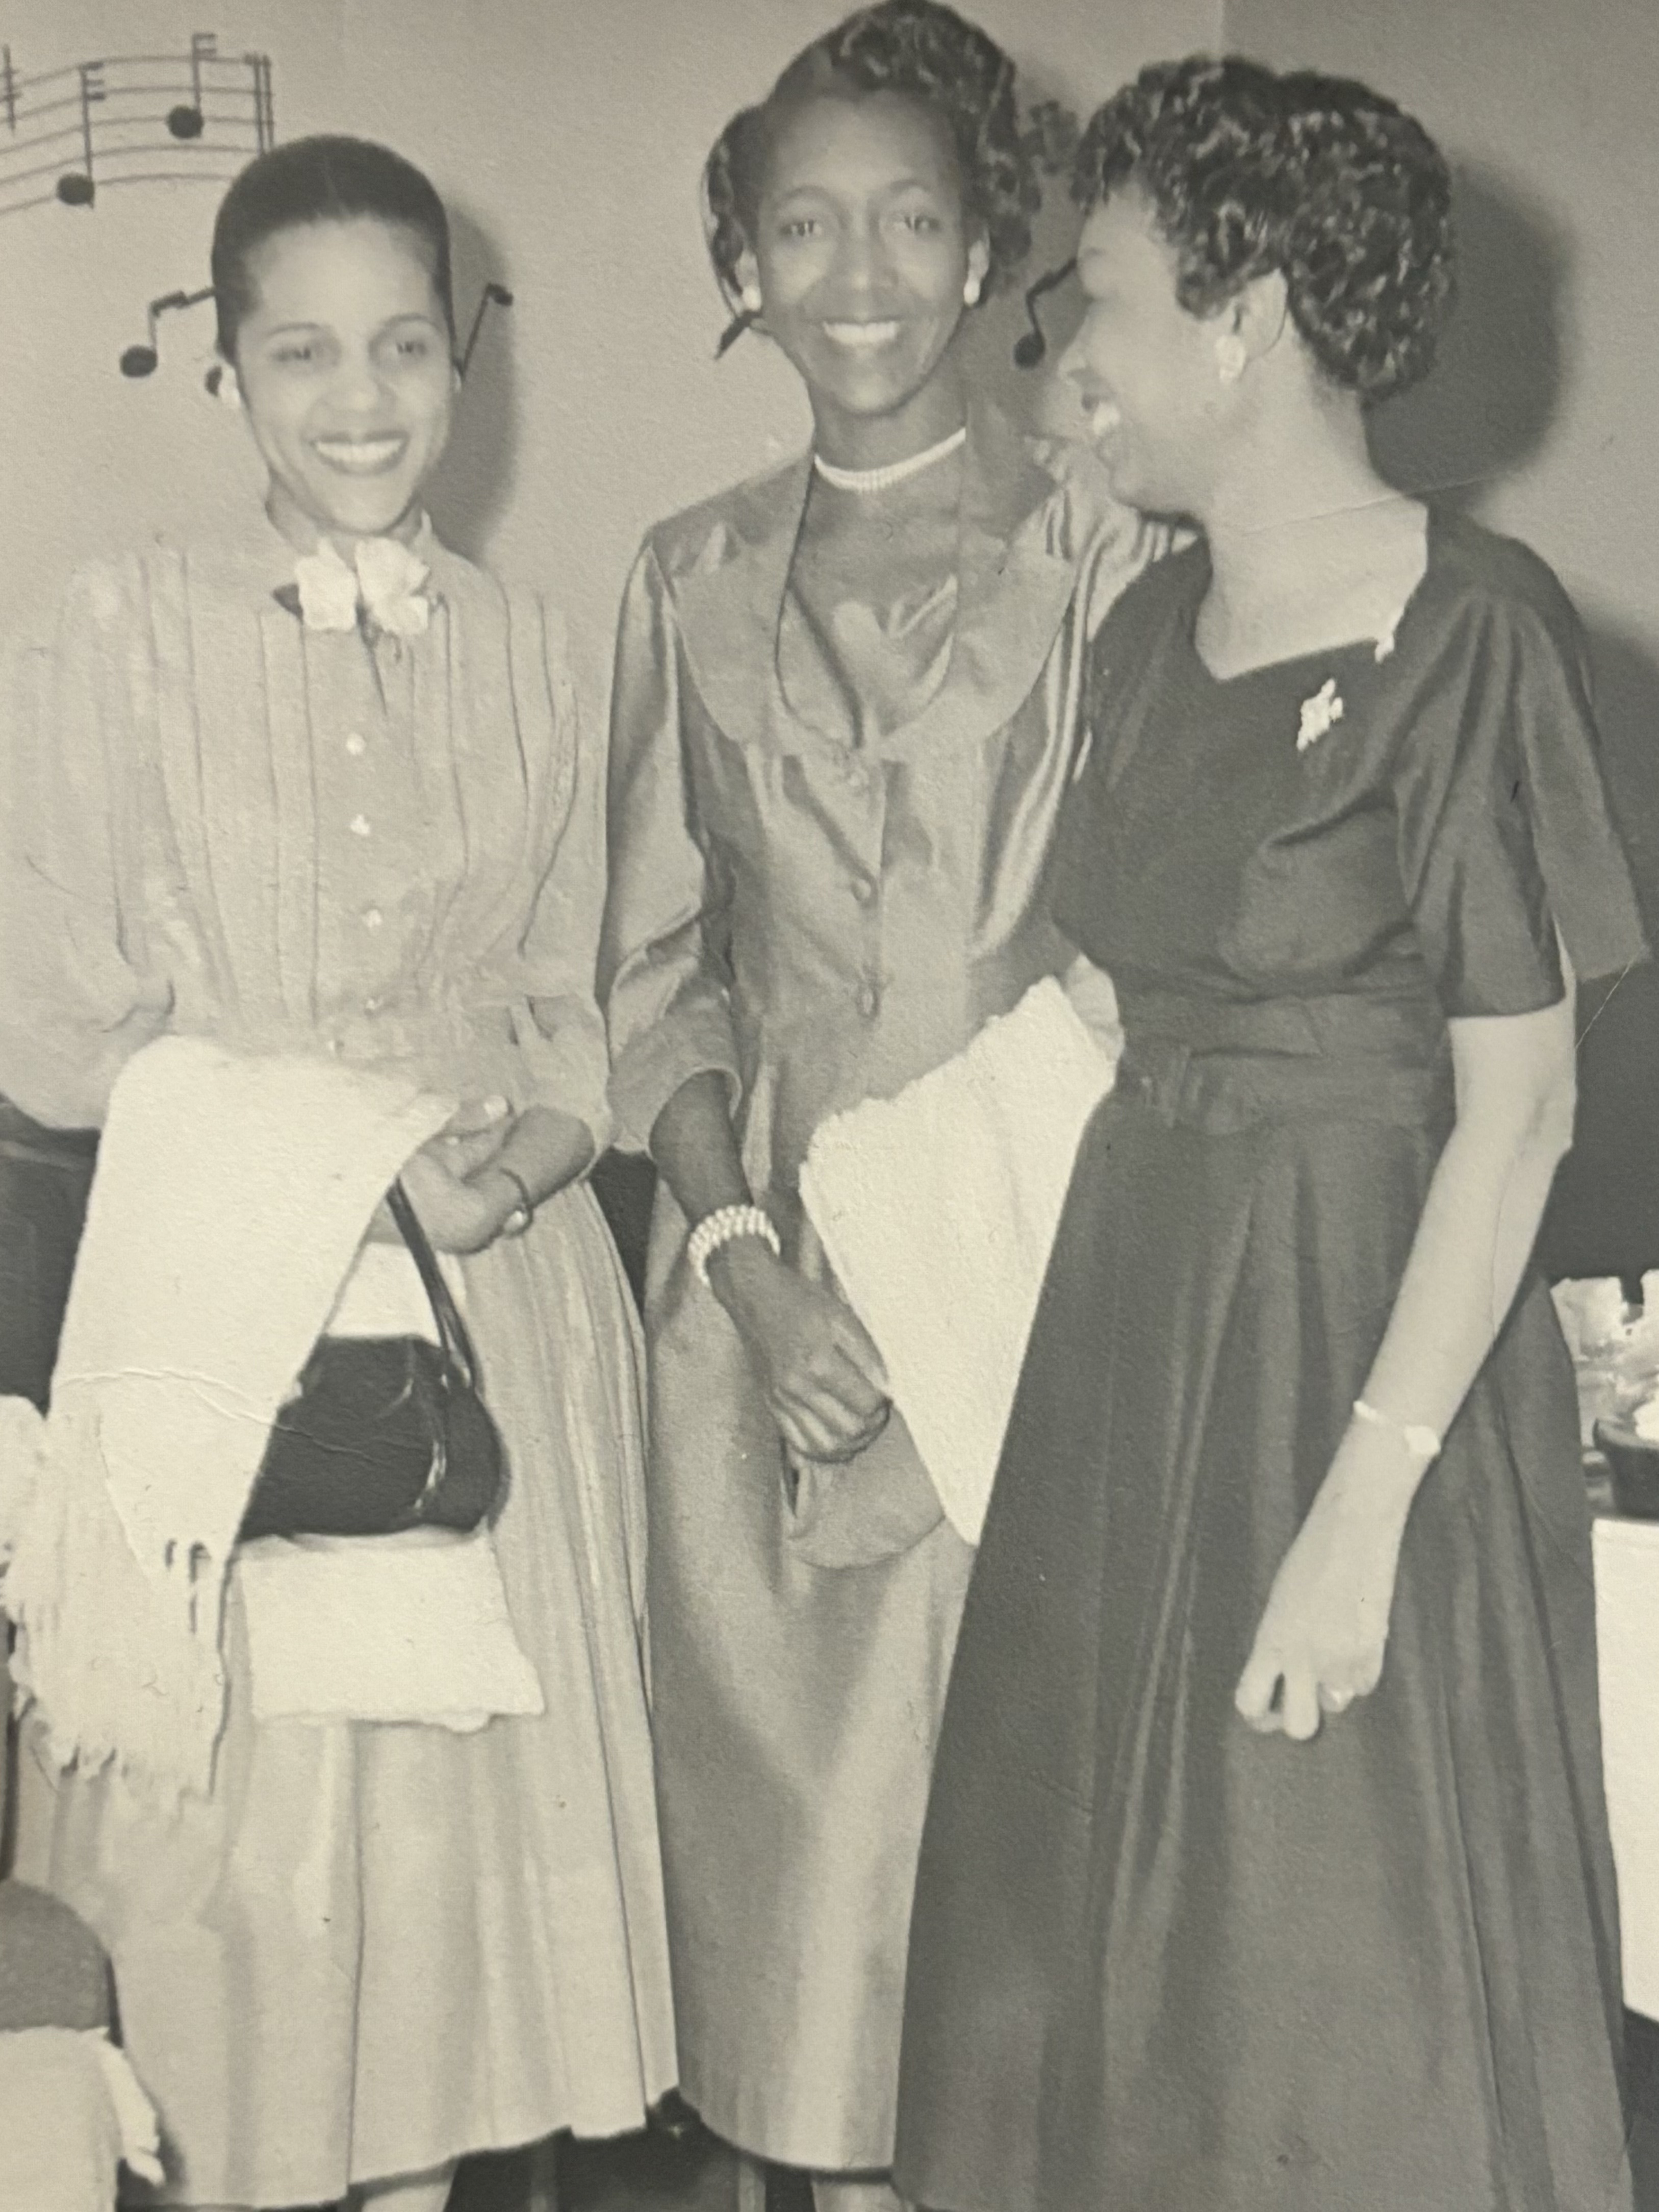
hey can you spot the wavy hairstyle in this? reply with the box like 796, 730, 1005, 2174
1074, 56, 1455, 403
704, 1, 1067, 353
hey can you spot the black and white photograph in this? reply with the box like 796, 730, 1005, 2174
0, 4, 1655, 2209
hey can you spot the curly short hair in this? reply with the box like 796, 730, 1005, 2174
703, 1, 1042, 329
211, 134, 454, 362
1074, 57, 1454, 403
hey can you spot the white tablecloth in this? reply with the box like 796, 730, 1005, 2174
1594, 1513, 1659, 2018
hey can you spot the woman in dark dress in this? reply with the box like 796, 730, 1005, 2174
895, 58, 1646, 2212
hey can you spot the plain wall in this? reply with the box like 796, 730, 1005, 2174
0, 0, 1219, 701
1225, 0, 1659, 1275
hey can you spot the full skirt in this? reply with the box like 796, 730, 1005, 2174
16, 1183, 676, 2207
895, 1089, 1631, 2212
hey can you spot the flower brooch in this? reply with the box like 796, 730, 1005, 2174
1296, 677, 1344, 752
1295, 626, 1398, 755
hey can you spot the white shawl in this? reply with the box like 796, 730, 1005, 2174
800, 977, 1117, 1545
0, 1035, 479, 1799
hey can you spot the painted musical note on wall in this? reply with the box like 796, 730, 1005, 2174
0, 32, 274, 217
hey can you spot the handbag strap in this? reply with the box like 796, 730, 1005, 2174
385, 1179, 483, 1389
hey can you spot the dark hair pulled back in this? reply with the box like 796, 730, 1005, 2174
210, 134, 455, 362
1074, 56, 1455, 403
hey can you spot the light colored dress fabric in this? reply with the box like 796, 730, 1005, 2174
0, 519, 676, 2205
601, 404, 1161, 2169
0, 2027, 162, 2210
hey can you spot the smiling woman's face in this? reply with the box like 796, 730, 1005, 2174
1059, 187, 1230, 517
745, 90, 988, 427
234, 216, 455, 545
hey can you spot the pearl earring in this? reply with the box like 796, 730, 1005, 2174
963, 271, 982, 307
1216, 333, 1246, 385
206, 363, 242, 409
740, 283, 762, 315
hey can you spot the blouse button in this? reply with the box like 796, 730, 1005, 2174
349, 813, 372, 838
850, 874, 877, 908
856, 980, 880, 1019
363, 994, 385, 1015
344, 732, 367, 758
362, 906, 385, 932
844, 758, 872, 797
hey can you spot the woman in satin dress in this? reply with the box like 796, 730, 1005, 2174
599, 8, 1158, 2208
895, 58, 1645, 2212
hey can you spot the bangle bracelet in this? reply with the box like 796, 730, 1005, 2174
498, 1166, 535, 1221
1352, 1397, 1441, 1463
687, 1203, 781, 1289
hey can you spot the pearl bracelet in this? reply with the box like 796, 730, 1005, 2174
687, 1203, 781, 1289
1352, 1397, 1441, 1464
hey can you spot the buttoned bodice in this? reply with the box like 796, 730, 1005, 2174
0, 522, 609, 1146
602, 406, 1164, 1204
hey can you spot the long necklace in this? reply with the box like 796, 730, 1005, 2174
812, 423, 967, 495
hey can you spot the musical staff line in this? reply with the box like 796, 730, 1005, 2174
0, 32, 274, 216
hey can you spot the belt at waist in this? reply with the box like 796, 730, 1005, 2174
1115, 991, 1452, 1134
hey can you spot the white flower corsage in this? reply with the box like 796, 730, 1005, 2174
292, 539, 362, 633
1296, 676, 1344, 753
290, 536, 433, 639
354, 535, 433, 639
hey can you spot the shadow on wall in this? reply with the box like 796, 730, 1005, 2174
1370, 160, 1570, 503
428, 204, 519, 560
960, 64, 1090, 434
1541, 617, 1659, 1287
1368, 162, 1659, 1282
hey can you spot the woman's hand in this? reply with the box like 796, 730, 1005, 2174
1234, 1423, 1421, 1742
1235, 987, 1576, 1743
711, 1238, 891, 1464
433, 1095, 515, 1178
384, 1097, 522, 1254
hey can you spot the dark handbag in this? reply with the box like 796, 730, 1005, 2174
238, 1180, 506, 1544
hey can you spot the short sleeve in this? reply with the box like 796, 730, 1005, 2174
1391, 587, 1649, 1015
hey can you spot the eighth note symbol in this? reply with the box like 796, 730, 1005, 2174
1012, 259, 1077, 370
166, 33, 214, 141
55, 60, 105, 206
120, 286, 215, 376
457, 283, 514, 378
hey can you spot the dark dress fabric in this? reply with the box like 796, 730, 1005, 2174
0, 1100, 95, 1412
894, 512, 1648, 2212
0, 1884, 112, 2034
